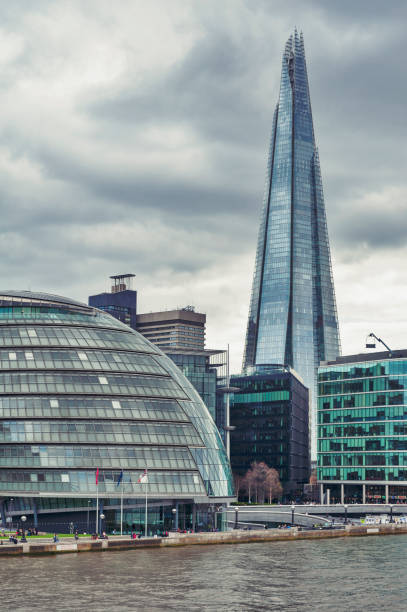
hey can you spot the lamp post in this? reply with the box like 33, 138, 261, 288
215, 506, 222, 532
344, 504, 348, 525
20, 516, 27, 542
9, 498, 14, 531
389, 504, 394, 523
234, 506, 239, 529
99, 513, 105, 535
87, 500, 91, 533
291, 504, 295, 526
171, 507, 177, 531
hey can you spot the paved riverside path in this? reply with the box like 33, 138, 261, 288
1, 523, 407, 556
227, 503, 407, 526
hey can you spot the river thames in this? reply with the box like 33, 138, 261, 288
0, 535, 405, 611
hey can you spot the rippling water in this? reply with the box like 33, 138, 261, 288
1, 535, 406, 611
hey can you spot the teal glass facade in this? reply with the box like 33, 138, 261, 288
318, 351, 407, 503
166, 352, 217, 421
0, 291, 234, 523
243, 32, 340, 456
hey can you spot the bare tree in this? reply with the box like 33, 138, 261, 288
265, 468, 283, 503
241, 462, 283, 504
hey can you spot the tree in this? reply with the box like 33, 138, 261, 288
240, 462, 283, 504
265, 468, 283, 504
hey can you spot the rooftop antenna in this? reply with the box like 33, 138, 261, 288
366, 333, 392, 357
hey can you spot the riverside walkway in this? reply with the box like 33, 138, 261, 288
1, 523, 407, 556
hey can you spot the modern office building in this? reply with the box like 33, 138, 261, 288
242, 31, 341, 456
317, 350, 407, 504
165, 349, 226, 423
230, 365, 310, 495
136, 307, 205, 351
0, 291, 234, 533
89, 274, 137, 330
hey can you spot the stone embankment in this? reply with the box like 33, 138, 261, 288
1, 523, 406, 556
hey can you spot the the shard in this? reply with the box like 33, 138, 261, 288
243, 31, 341, 455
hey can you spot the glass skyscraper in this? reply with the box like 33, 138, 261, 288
243, 31, 341, 454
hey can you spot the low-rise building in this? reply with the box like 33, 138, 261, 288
318, 350, 407, 504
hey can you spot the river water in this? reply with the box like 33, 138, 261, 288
0, 535, 405, 611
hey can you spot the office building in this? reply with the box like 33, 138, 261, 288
136, 307, 205, 351
0, 291, 234, 532
230, 365, 310, 495
165, 349, 226, 422
318, 350, 407, 504
89, 274, 137, 330
242, 31, 341, 455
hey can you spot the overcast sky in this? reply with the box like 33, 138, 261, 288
0, 0, 406, 372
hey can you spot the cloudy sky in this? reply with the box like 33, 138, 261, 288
0, 0, 405, 372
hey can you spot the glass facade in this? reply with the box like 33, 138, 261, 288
230, 365, 309, 494
0, 291, 234, 525
167, 352, 217, 420
317, 351, 407, 503
242, 31, 340, 457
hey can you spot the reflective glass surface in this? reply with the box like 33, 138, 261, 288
243, 31, 341, 457
0, 469, 205, 495
0, 445, 196, 469
0, 292, 234, 501
0, 396, 187, 421
318, 357, 407, 483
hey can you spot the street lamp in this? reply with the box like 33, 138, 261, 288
99, 513, 105, 534
291, 504, 295, 526
344, 504, 348, 525
234, 506, 239, 529
215, 506, 222, 531
20, 516, 27, 542
171, 507, 177, 531
389, 504, 394, 523
87, 500, 91, 533
8, 498, 14, 531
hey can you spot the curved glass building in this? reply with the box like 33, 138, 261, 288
0, 291, 233, 532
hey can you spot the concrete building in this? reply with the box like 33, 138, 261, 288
136, 307, 205, 351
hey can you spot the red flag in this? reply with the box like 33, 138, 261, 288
96, 468, 99, 485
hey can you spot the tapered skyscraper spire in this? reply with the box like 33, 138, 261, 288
243, 32, 341, 455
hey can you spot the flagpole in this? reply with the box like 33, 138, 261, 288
96, 482, 99, 535
144, 468, 148, 538
120, 472, 124, 536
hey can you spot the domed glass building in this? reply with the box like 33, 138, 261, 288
0, 291, 234, 533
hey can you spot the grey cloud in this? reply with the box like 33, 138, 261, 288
0, 1, 404, 368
